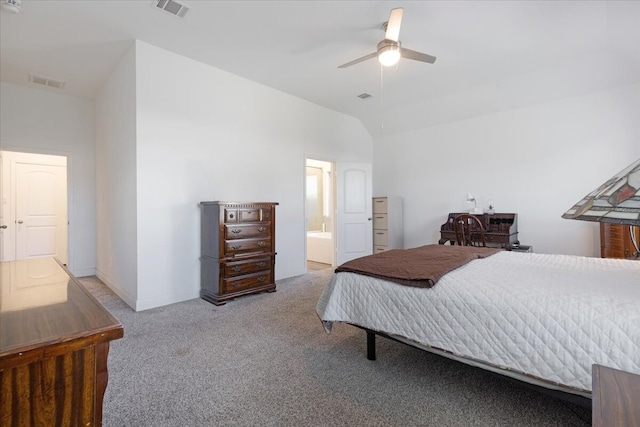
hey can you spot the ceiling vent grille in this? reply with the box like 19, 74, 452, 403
28, 74, 65, 89
357, 93, 373, 100
152, 0, 189, 18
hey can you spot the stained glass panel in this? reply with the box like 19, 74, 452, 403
562, 158, 640, 226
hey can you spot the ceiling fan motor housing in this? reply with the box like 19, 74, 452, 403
2, 0, 21, 13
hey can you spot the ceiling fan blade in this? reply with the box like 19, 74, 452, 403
337, 52, 378, 68
385, 7, 404, 42
400, 47, 436, 64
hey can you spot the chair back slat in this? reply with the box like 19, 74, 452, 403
453, 214, 487, 247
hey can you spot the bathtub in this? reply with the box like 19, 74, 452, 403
306, 231, 334, 265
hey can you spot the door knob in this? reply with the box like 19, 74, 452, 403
0, 225, 6, 229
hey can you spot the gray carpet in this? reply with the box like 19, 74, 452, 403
80, 269, 591, 427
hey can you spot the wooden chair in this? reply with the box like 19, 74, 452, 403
453, 214, 487, 247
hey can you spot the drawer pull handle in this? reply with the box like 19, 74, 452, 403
232, 244, 242, 250
376, 232, 384, 235
232, 266, 242, 272
257, 227, 266, 232
257, 262, 267, 268
257, 276, 266, 283
231, 229, 242, 234
257, 241, 266, 247
231, 282, 241, 288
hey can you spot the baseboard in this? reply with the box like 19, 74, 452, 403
70, 267, 96, 277
135, 290, 199, 312
95, 269, 137, 309
95, 269, 198, 311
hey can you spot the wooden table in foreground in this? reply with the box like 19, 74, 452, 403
0, 258, 123, 426
592, 364, 640, 427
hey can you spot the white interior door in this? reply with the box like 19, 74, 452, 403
1, 152, 11, 261
335, 162, 372, 265
0, 154, 5, 260
0, 151, 68, 263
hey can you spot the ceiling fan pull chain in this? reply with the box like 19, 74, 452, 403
380, 64, 385, 129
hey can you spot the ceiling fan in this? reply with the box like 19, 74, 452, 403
338, 7, 436, 69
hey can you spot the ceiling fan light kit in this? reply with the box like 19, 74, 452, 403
377, 40, 401, 67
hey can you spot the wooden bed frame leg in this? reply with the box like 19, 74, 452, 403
366, 330, 376, 360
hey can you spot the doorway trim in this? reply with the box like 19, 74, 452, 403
1, 148, 71, 265
304, 155, 336, 271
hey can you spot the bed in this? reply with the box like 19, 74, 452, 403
316, 245, 640, 398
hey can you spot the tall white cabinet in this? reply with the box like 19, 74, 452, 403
372, 197, 403, 253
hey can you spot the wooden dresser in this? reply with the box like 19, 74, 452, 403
0, 257, 123, 426
600, 223, 640, 259
200, 201, 278, 306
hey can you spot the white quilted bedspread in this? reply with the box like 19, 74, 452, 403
316, 251, 640, 392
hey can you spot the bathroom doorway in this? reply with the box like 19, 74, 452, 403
305, 158, 335, 270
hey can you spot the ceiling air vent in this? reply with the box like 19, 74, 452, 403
28, 74, 65, 89
152, 0, 189, 18
357, 93, 373, 100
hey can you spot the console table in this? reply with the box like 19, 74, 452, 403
0, 258, 123, 426
439, 212, 519, 249
592, 364, 640, 426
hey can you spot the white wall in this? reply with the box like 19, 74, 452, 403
114, 41, 371, 310
94, 44, 138, 308
0, 82, 96, 276
373, 83, 640, 256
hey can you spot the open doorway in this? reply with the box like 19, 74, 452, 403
305, 158, 335, 270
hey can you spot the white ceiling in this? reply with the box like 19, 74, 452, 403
1, 0, 639, 136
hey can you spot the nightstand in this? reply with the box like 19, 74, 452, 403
600, 223, 640, 259
592, 364, 640, 426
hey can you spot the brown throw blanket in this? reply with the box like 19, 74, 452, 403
335, 244, 501, 288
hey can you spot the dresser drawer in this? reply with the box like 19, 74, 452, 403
238, 208, 261, 222
373, 230, 388, 246
223, 270, 273, 293
259, 208, 273, 221
224, 257, 271, 277
224, 207, 272, 223
224, 208, 239, 223
225, 223, 271, 240
373, 213, 388, 229
485, 234, 507, 244
224, 237, 272, 257
373, 197, 388, 214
